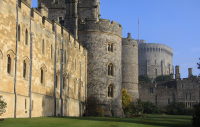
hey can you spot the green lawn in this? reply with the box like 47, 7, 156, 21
0, 114, 193, 127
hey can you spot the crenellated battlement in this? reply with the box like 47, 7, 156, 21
79, 18, 122, 37
139, 43, 174, 56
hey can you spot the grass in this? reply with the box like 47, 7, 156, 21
0, 114, 193, 127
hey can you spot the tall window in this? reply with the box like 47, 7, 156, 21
40, 68, 44, 85
108, 84, 113, 97
42, 39, 45, 54
64, 50, 66, 64
7, 55, 11, 74
108, 63, 114, 76
150, 88, 153, 93
154, 68, 157, 75
25, 99, 27, 109
155, 60, 156, 65
23, 60, 26, 78
63, 77, 65, 89
168, 98, 170, 104
59, 17, 62, 23
18, 25, 20, 41
108, 43, 113, 52
56, 75, 58, 88
25, 29, 28, 45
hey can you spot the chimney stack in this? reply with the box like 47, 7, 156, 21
175, 65, 180, 79
127, 33, 131, 39
188, 68, 193, 78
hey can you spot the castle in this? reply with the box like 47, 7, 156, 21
0, 0, 199, 118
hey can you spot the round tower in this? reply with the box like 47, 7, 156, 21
78, 18, 123, 117
122, 33, 139, 102
138, 42, 174, 79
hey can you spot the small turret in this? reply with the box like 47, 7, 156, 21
37, 3, 48, 17
188, 68, 193, 78
175, 65, 180, 79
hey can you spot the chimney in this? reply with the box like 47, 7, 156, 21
188, 68, 193, 78
170, 73, 174, 80
175, 65, 180, 79
127, 33, 131, 39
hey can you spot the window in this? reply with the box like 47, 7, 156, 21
182, 84, 184, 89
186, 93, 187, 100
190, 93, 191, 100
108, 84, 113, 97
64, 50, 66, 64
59, 17, 62, 23
7, 55, 11, 74
55, 0, 58, 4
150, 88, 153, 93
108, 43, 113, 52
63, 77, 66, 89
168, 98, 170, 104
154, 68, 157, 75
25, 99, 27, 109
56, 75, 58, 88
108, 63, 114, 76
25, 29, 28, 45
23, 60, 26, 78
155, 60, 156, 65
18, 25, 20, 41
42, 39, 45, 54
40, 69, 44, 84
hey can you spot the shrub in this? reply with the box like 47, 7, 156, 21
122, 88, 132, 110
191, 103, 200, 127
86, 96, 98, 116
139, 75, 150, 83
142, 101, 160, 114
166, 101, 186, 115
155, 75, 170, 81
96, 107, 104, 117
0, 95, 7, 116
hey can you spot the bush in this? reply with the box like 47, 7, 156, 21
96, 107, 104, 117
86, 96, 98, 116
139, 75, 150, 83
166, 101, 186, 115
0, 95, 7, 116
142, 101, 160, 114
191, 103, 200, 127
122, 88, 132, 110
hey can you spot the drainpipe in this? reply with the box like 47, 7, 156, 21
29, 0, 33, 118
14, 1, 19, 118
54, 24, 57, 116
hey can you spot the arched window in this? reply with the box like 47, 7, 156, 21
108, 84, 113, 97
25, 29, 28, 45
154, 68, 157, 75
108, 63, 114, 76
147, 47, 149, 52
155, 60, 156, 65
150, 47, 152, 52
42, 39, 45, 54
7, 55, 11, 74
23, 60, 26, 78
18, 25, 20, 41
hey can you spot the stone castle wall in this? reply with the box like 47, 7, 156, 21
138, 42, 174, 78
0, 0, 87, 118
122, 35, 139, 102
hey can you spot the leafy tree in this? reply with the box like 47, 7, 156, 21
0, 95, 7, 116
139, 75, 150, 83
122, 88, 132, 110
197, 58, 200, 69
191, 103, 200, 127
155, 75, 170, 81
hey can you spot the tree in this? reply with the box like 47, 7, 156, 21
191, 103, 200, 127
155, 75, 170, 81
0, 95, 7, 116
139, 75, 150, 83
197, 58, 200, 69
122, 88, 132, 110
142, 101, 159, 114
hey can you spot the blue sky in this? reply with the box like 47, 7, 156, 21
32, 0, 200, 78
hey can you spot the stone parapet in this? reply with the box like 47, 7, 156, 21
79, 18, 122, 37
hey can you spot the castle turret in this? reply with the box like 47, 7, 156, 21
122, 33, 139, 102
175, 65, 180, 79
188, 68, 193, 78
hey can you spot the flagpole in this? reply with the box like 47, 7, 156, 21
138, 16, 140, 42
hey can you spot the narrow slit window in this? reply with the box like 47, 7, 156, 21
23, 60, 26, 78
108, 84, 113, 97
42, 39, 45, 54
25, 29, 28, 45
7, 55, 11, 74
